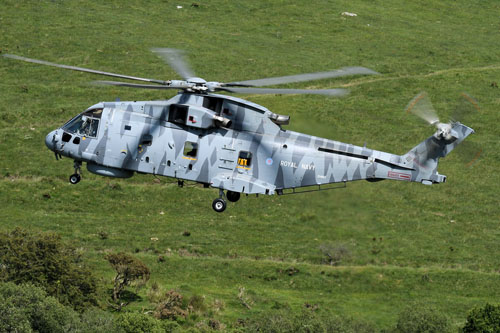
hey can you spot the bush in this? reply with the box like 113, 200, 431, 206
78, 308, 121, 333
0, 282, 79, 333
0, 227, 98, 311
394, 304, 450, 333
462, 303, 500, 333
319, 243, 351, 266
243, 309, 375, 332
154, 289, 189, 320
115, 312, 175, 333
105, 252, 150, 302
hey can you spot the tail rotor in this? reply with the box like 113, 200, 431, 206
405, 92, 482, 167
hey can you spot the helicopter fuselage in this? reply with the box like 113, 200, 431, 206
45, 92, 473, 211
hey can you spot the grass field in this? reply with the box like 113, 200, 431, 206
1, 0, 499, 331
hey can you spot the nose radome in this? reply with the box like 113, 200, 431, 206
45, 130, 57, 151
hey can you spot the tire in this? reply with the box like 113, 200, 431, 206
226, 191, 241, 203
212, 198, 227, 213
69, 174, 81, 184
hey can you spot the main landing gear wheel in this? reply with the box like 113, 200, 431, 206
69, 173, 81, 184
212, 198, 227, 213
226, 191, 241, 203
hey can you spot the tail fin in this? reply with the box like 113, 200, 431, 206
401, 122, 474, 184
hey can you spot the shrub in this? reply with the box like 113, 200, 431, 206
115, 312, 174, 333
319, 243, 351, 266
462, 303, 500, 333
154, 289, 189, 320
0, 227, 98, 311
78, 308, 121, 333
0, 282, 79, 333
394, 304, 451, 333
105, 252, 150, 302
243, 309, 375, 332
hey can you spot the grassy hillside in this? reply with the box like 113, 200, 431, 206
1, 0, 499, 330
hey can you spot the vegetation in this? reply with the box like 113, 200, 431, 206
0, 282, 79, 333
0, 228, 98, 311
106, 252, 150, 304
394, 304, 451, 333
462, 303, 500, 333
1, 0, 499, 331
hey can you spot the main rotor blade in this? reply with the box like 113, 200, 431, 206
2, 54, 168, 85
227, 67, 379, 87
220, 87, 349, 96
151, 48, 195, 80
405, 92, 440, 125
92, 80, 181, 89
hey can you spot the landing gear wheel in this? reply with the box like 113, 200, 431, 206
212, 198, 227, 213
69, 173, 81, 185
226, 191, 241, 203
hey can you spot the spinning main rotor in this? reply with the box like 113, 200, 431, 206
3, 48, 378, 96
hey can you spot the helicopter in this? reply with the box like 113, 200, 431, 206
3, 49, 475, 212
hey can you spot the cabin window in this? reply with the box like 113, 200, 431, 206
183, 141, 198, 158
168, 104, 188, 124
141, 134, 153, 146
238, 151, 252, 167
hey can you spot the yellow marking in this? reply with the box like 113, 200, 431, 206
82, 136, 86, 140
236, 165, 251, 170
182, 156, 197, 161
238, 158, 248, 166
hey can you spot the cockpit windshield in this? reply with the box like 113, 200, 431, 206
63, 108, 102, 138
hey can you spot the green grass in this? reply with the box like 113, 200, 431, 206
1, 0, 499, 330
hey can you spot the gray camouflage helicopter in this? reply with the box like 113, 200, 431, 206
3, 50, 475, 212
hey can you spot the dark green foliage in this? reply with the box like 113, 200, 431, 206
394, 304, 451, 333
462, 303, 500, 333
106, 252, 150, 302
243, 309, 375, 332
0, 282, 79, 333
0, 228, 98, 311
115, 312, 175, 333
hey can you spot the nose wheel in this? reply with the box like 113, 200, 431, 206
69, 160, 82, 185
69, 173, 81, 184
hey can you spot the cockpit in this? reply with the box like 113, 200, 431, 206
62, 108, 102, 138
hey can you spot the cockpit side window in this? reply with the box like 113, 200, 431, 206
63, 108, 102, 138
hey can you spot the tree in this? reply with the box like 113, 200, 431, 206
105, 252, 150, 303
0, 227, 98, 311
0, 282, 79, 333
462, 303, 500, 333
